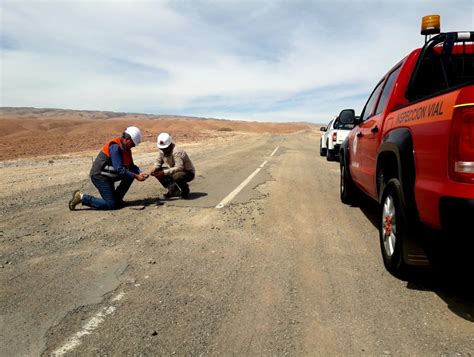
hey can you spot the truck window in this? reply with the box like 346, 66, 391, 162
361, 80, 384, 121
375, 66, 401, 115
407, 35, 474, 102
333, 121, 355, 130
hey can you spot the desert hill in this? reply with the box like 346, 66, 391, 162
0, 107, 315, 161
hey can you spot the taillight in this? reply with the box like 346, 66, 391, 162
332, 132, 337, 142
449, 106, 474, 183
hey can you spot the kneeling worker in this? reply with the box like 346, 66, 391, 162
69, 126, 148, 210
150, 133, 195, 199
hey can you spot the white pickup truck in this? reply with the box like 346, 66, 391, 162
319, 117, 355, 161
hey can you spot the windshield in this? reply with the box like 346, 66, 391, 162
333, 121, 355, 130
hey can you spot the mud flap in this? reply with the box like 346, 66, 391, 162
403, 232, 430, 266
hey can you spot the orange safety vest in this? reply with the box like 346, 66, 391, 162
102, 137, 133, 166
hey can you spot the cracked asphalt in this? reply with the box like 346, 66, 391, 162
1, 131, 473, 356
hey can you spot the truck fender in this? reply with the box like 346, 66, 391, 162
377, 128, 416, 209
377, 129, 428, 266
340, 137, 350, 162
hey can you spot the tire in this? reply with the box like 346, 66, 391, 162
327, 148, 335, 161
379, 178, 411, 278
320, 139, 326, 156
340, 154, 359, 205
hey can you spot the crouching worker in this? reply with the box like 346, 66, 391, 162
69, 126, 148, 210
150, 133, 195, 199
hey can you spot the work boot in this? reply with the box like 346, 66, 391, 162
69, 190, 82, 211
163, 183, 181, 199
180, 184, 190, 199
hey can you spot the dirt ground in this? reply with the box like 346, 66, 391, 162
0, 107, 318, 355
1, 108, 472, 356
0, 107, 313, 161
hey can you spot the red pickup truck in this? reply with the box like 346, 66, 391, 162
338, 28, 474, 277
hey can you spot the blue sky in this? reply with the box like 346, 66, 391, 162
1, 0, 473, 123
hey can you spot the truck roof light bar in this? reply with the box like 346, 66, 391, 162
421, 15, 440, 36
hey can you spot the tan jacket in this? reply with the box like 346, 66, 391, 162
154, 146, 195, 175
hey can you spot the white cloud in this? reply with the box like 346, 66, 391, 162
1, 0, 473, 122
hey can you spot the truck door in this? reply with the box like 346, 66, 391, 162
354, 66, 402, 199
352, 80, 384, 196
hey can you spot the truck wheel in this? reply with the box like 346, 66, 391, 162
340, 154, 358, 205
379, 178, 410, 278
326, 142, 334, 161
320, 140, 326, 156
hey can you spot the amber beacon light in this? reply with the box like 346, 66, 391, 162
421, 14, 441, 35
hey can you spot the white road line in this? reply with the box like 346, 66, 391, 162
52, 292, 125, 356
215, 146, 279, 209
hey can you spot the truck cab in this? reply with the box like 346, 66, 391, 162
338, 18, 474, 277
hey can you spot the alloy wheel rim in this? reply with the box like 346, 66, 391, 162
382, 195, 396, 257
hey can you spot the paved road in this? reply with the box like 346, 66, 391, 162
1, 131, 473, 356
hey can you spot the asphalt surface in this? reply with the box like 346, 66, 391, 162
1, 131, 473, 356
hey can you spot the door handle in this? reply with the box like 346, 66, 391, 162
356, 132, 363, 137
371, 126, 379, 133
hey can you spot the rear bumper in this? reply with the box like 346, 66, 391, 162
421, 197, 474, 266
330, 144, 341, 153
439, 196, 474, 233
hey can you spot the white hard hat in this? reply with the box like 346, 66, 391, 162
157, 132, 172, 149
125, 126, 142, 145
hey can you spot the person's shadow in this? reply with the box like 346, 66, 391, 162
165, 192, 208, 201
125, 197, 163, 209
126, 192, 208, 207
355, 196, 474, 322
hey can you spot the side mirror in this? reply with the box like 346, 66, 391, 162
339, 109, 356, 124
320, 127, 327, 132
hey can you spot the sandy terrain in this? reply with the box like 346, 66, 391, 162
0, 107, 314, 161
